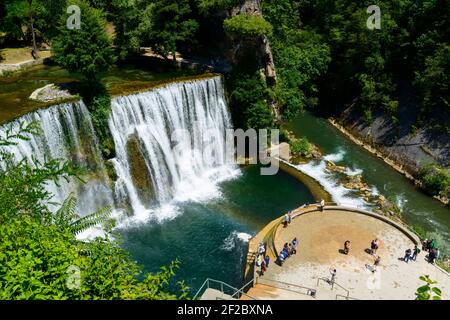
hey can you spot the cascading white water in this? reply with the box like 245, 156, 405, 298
0, 101, 115, 214
0, 76, 239, 226
109, 77, 239, 223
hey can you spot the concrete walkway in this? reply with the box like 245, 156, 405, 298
248, 208, 450, 300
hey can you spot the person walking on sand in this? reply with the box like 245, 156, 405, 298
291, 237, 299, 255
371, 238, 380, 255
284, 243, 291, 257
428, 249, 437, 264
373, 255, 381, 272
344, 240, 351, 255
404, 248, 412, 263
422, 239, 429, 252
260, 261, 266, 276
320, 199, 325, 212
412, 245, 420, 261
256, 253, 262, 267
265, 255, 270, 268
329, 269, 337, 285
283, 213, 290, 228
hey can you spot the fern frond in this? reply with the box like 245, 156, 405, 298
70, 206, 112, 235
54, 194, 78, 228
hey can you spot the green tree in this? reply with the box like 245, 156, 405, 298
290, 137, 311, 156
142, 0, 199, 61
196, 0, 242, 15
223, 14, 272, 38
228, 70, 275, 130
414, 44, 450, 127
1, 0, 29, 41
52, 0, 116, 82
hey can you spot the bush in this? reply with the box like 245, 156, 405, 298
224, 14, 272, 38
290, 137, 311, 156
227, 71, 275, 130
417, 164, 450, 197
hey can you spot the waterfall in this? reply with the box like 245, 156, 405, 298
109, 77, 239, 223
0, 101, 115, 214
0, 76, 239, 227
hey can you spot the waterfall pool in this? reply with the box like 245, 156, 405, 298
118, 164, 315, 296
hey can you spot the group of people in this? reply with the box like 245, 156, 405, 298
422, 239, 440, 264
403, 238, 441, 264
256, 242, 270, 276
403, 245, 421, 263
363, 239, 382, 272
277, 237, 299, 266
341, 238, 382, 273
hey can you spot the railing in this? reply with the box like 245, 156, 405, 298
336, 294, 359, 300
193, 278, 257, 300
230, 278, 255, 299
256, 277, 317, 298
317, 277, 350, 298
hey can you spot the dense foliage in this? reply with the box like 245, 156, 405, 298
0, 0, 67, 43
52, 0, 116, 82
290, 137, 311, 156
416, 164, 450, 199
262, 0, 449, 129
2, 0, 448, 129
227, 71, 273, 130
263, 0, 331, 119
223, 14, 272, 38
0, 123, 186, 299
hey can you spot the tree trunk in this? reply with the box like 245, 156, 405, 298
28, 0, 39, 59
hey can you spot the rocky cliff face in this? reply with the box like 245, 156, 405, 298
337, 83, 450, 174
229, 0, 277, 85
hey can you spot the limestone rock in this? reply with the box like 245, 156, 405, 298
29, 83, 75, 102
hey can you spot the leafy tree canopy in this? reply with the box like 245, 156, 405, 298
224, 14, 272, 38
52, 0, 116, 81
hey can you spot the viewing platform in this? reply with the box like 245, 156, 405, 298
241, 204, 450, 300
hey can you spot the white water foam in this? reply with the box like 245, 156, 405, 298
288, 150, 369, 208
0, 77, 241, 239
221, 231, 252, 251
109, 77, 240, 227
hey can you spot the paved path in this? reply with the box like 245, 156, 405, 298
250, 209, 450, 300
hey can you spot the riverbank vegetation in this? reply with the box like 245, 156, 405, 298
1, 0, 449, 299
416, 164, 450, 201
0, 123, 186, 299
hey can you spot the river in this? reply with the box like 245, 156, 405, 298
287, 111, 450, 247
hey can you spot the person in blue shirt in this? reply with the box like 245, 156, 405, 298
265, 255, 270, 268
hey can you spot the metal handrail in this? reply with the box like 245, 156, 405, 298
336, 294, 359, 300
230, 278, 255, 299
317, 277, 350, 297
257, 277, 316, 297
193, 278, 257, 300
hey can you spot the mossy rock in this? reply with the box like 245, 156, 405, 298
126, 133, 155, 205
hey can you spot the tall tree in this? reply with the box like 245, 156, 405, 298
142, 0, 199, 61
27, 0, 38, 58
52, 0, 116, 82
